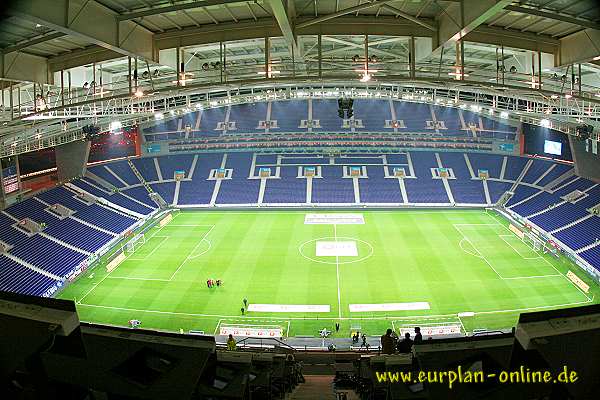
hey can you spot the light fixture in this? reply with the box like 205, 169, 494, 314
154, 112, 164, 120
500, 111, 509, 119
470, 105, 481, 112
550, 94, 559, 99
257, 67, 280, 77
169, 110, 176, 116
109, 121, 122, 131
448, 67, 469, 79
134, 89, 144, 97
540, 119, 550, 127
360, 73, 372, 82
593, 55, 600, 61
564, 93, 573, 99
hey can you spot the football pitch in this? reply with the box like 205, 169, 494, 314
59, 209, 599, 338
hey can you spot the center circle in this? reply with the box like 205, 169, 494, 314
298, 236, 374, 265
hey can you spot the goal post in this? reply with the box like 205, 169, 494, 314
523, 232, 543, 252
125, 233, 145, 254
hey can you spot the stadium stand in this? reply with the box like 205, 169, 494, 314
143, 99, 518, 139
2, 148, 600, 311
0, 256, 58, 296
262, 166, 307, 203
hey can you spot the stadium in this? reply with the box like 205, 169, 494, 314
1, 0, 600, 399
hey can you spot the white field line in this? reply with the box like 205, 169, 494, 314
453, 224, 504, 279
454, 223, 562, 281
107, 276, 171, 281
169, 225, 215, 280
457, 315, 467, 335
501, 275, 561, 280
117, 226, 213, 281
214, 319, 224, 335
485, 212, 593, 302
128, 236, 170, 261
498, 235, 542, 260
188, 239, 212, 260
173, 210, 487, 216
459, 238, 483, 258
169, 224, 216, 227
77, 212, 183, 304
76, 298, 594, 321
334, 223, 342, 320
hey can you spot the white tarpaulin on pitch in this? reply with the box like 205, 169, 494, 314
349, 302, 431, 312
247, 304, 330, 312
304, 214, 365, 224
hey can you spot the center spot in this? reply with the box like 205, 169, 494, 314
316, 241, 358, 257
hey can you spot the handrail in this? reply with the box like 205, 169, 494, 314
234, 336, 297, 352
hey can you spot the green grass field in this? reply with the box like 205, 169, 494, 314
58, 209, 599, 338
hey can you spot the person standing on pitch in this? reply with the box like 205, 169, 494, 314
243, 298, 248, 308
241, 307, 245, 316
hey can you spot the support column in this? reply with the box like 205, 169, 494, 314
318, 34, 322, 79
409, 36, 416, 79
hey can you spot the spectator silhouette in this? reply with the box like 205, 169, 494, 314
380, 328, 396, 354
397, 332, 413, 353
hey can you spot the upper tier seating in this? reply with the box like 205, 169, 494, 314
143, 99, 517, 141
131, 157, 159, 182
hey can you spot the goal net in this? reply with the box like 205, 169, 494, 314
125, 233, 145, 254
523, 232, 543, 252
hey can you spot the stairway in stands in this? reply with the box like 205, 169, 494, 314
128, 159, 167, 208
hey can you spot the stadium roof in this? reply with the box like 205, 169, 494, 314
0, 0, 599, 154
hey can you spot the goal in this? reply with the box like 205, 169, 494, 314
523, 232, 543, 252
125, 233, 145, 254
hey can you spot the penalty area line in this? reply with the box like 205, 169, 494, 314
168, 225, 215, 281
484, 211, 594, 302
